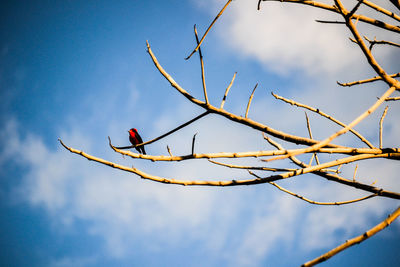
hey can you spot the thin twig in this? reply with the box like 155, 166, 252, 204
167, 145, 173, 157
194, 24, 209, 104
379, 106, 389, 148
364, 35, 400, 51
113, 111, 209, 149
209, 159, 296, 172
385, 96, 400, 101
245, 83, 258, 118
185, 0, 232, 60
191, 133, 198, 155
221, 72, 237, 109
315, 20, 345, 24
302, 205, 400, 266
305, 112, 320, 165
265, 86, 396, 162
267, 180, 376, 205
362, 0, 400, 22
352, 164, 358, 182
347, 0, 364, 19
272, 92, 374, 148
337, 72, 400, 87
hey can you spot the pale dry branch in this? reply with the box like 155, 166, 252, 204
261, 0, 400, 33
59, 139, 400, 195
379, 106, 389, 148
220, 72, 236, 109
208, 159, 297, 172
337, 72, 400, 87
167, 145, 173, 157
267, 180, 376, 206
266, 86, 396, 162
109, 140, 400, 162
352, 164, 358, 182
302, 205, 400, 266
335, 0, 400, 90
308, 153, 315, 166
185, 0, 232, 60
271, 92, 374, 148
347, 0, 364, 19
263, 134, 400, 199
194, 24, 209, 104
261, 153, 398, 180
362, 0, 400, 22
147, 41, 344, 149
59, 139, 308, 186
364, 35, 400, 50
245, 83, 258, 118
305, 112, 320, 165
385, 96, 400, 101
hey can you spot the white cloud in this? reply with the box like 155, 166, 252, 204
207, 0, 396, 78
216, 0, 359, 75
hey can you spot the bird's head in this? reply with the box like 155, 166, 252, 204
129, 128, 138, 134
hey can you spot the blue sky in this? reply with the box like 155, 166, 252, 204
1, 0, 399, 266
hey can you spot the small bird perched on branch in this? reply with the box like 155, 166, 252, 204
128, 128, 146, 154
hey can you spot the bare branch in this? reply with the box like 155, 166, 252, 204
185, 0, 232, 60
194, 24, 209, 104
335, 0, 400, 89
337, 73, 400, 87
147, 41, 345, 148
305, 112, 320, 165
220, 72, 237, 109
110, 142, 400, 162
302, 205, 400, 266
389, 0, 400, 10
315, 20, 346, 24
262, 0, 400, 33
245, 83, 258, 118
60, 139, 315, 187
352, 164, 358, 182
113, 111, 209, 149
59, 139, 400, 195
167, 145, 173, 157
268, 180, 376, 206
272, 92, 374, 148
263, 134, 400, 199
266, 86, 396, 162
209, 159, 297, 172
347, 0, 364, 19
191, 133, 198, 155
379, 106, 389, 149
364, 35, 400, 51
385, 96, 400, 101
363, 0, 400, 22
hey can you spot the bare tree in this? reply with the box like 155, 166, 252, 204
60, 0, 400, 266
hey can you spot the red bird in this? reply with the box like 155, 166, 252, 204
128, 128, 146, 154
